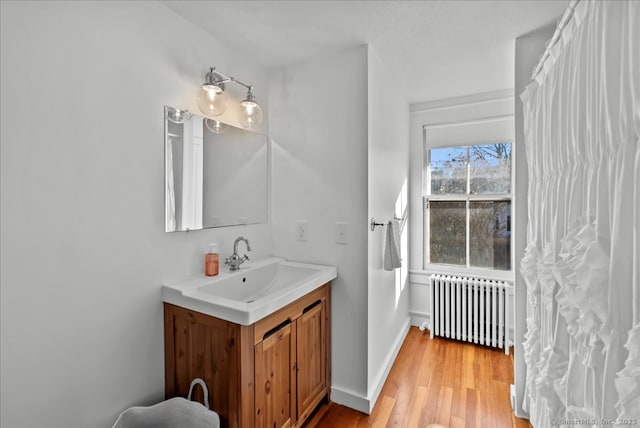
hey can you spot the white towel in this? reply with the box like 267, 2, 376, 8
383, 219, 402, 271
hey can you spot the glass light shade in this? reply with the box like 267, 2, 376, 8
205, 118, 229, 134
197, 84, 228, 117
239, 99, 263, 129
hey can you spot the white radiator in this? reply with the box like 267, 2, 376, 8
429, 274, 511, 354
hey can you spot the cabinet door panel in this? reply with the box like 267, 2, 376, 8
255, 323, 296, 428
296, 302, 326, 422
164, 305, 239, 427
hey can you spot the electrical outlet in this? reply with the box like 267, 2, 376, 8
335, 222, 348, 244
296, 221, 308, 241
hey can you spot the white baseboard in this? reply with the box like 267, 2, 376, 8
366, 318, 411, 412
410, 310, 430, 328
331, 318, 411, 415
330, 386, 369, 414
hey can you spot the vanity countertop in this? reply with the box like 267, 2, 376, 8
162, 257, 337, 325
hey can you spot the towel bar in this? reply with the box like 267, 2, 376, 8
371, 216, 405, 231
370, 218, 385, 231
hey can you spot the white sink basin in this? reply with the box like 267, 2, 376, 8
162, 257, 337, 325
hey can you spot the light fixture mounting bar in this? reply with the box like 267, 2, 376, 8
207, 66, 253, 91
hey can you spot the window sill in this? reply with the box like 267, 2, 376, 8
409, 265, 514, 284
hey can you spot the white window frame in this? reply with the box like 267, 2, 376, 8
422, 115, 514, 280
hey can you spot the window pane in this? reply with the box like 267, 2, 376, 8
430, 147, 467, 194
469, 143, 511, 194
429, 201, 466, 265
469, 201, 511, 270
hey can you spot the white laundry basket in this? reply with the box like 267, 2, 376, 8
112, 378, 220, 428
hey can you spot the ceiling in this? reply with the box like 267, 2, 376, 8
163, 0, 568, 104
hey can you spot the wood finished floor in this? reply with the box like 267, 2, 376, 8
305, 327, 531, 428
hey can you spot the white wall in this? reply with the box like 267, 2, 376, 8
513, 22, 555, 419
0, 2, 271, 427
268, 47, 370, 410
268, 46, 413, 414
366, 46, 411, 411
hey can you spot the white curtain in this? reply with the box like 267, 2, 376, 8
520, 1, 640, 427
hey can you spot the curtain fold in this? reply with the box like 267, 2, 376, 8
520, 1, 640, 426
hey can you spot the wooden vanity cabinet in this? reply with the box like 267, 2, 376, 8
164, 282, 331, 428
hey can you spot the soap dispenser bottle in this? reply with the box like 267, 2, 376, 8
204, 244, 219, 277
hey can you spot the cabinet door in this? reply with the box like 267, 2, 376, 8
255, 322, 296, 428
164, 304, 242, 428
296, 301, 326, 422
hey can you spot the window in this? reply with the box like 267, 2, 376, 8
424, 143, 512, 271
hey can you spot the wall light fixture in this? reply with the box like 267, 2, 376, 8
197, 66, 263, 129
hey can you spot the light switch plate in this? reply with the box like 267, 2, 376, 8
296, 221, 308, 241
335, 222, 348, 245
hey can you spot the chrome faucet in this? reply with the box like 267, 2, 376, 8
225, 236, 252, 271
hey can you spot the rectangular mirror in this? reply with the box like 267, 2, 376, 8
165, 106, 268, 232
